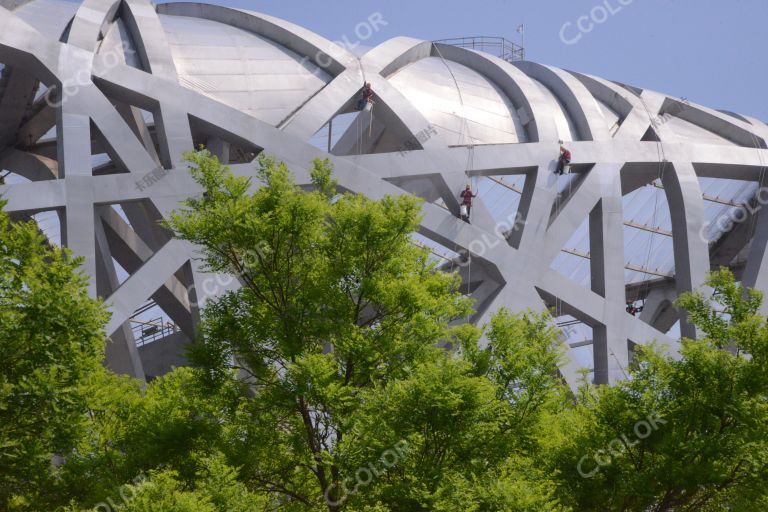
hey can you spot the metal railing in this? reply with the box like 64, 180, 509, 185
433, 36, 525, 63
130, 316, 180, 347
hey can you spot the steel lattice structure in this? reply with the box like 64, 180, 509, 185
1, 0, 767, 386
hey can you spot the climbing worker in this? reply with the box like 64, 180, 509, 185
459, 184, 476, 223
556, 143, 571, 175
357, 82, 374, 110
626, 303, 643, 316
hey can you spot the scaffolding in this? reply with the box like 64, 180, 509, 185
433, 36, 525, 63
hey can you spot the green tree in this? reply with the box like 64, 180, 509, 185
11, 148, 766, 511
56, 367, 245, 508
64, 452, 267, 512
166, 150, 568, 511
0, 199, 264, 511
541, 268, 768, 511
0, 203, 109, 510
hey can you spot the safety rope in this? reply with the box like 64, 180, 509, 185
553, 138, 575, 316
356, 53, 367, 89
356, 106, 362, 156
433, 42, 477, 319
636, 94, 670, 306
432, 44, 468, 143
433, 43, 475, 186
354, 53, 372, 155
745, 118, 767, 239
464, 245, 473, 318
609, 348, 630, 380
369, 102, 374, 138
552, 147, 575, 320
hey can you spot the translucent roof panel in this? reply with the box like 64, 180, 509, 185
159, 14, 332, 126
622, 182, 674, 285
549, 214, 591, 287
698, 177, 757, 243
475, 175, 525, 225
475, 167, 762, 348
388, 57, 527, 145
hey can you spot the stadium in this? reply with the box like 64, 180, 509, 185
0, 0, 766, 388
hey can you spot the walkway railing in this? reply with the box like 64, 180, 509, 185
433, 36, 525, 63
130, 318, 180, 346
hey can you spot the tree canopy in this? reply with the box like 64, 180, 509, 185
0, 202, 108, 509
1, 151, 767, 511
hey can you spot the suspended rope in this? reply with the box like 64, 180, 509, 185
369, 102, 374, 138
609, 348, 630, 380
431, 42, 517, 221
433, 43, 474, 181
357, 54, 366, 85
432, 44, 468, 143
432, 43, 478, 321
461, 140, 474, 309
552, 141, 575, 312
433, 42, 500, 229
745, 119, 767, 239
552, 149, 576, 321
635, 94, 670, 306
354, 52, 373, 155
466, 251, 471, 305
356, 105, 362, 156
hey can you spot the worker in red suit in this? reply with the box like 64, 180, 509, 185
556, 144, 572, 175
357, 82, 374, 110
459, 184, 476, 223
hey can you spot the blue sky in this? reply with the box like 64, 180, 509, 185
158, 0, 767, 121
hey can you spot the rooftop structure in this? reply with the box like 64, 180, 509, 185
433, 36, 525, 63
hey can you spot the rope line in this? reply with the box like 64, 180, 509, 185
744, 119, 767, 240
636, 94, 669, 306
433, 42, 477, 321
